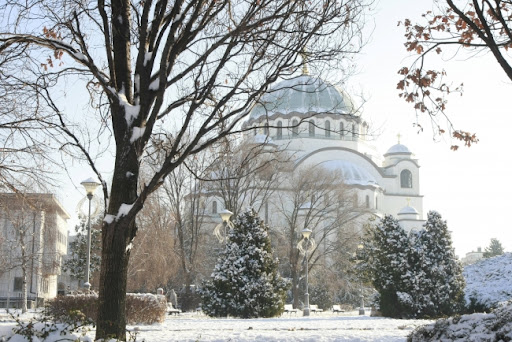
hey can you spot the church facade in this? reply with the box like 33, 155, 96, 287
240, 74, 425, 233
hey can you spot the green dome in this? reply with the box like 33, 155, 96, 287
250, 75, 354, 120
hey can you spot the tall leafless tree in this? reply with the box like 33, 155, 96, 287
274, 165, 369, 308
207, 136, 290, 217
0, 0, 371, 338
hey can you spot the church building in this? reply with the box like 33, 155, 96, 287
241, 73, 425, 233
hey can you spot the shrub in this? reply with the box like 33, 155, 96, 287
46, 291, 99, 322
126, 293, 167, 324
408, 300, 512, 342
309, 283, 332, 310
464, 294, 494, 314
46, 291, 166, 325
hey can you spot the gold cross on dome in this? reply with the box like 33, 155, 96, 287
406, 198, 411, 206
397, 133, 402, 144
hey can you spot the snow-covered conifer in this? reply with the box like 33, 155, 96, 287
200, 209, 289, 318
361, 215, 415, 317
413, 211, 465, 317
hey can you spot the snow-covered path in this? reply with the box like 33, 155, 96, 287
1, 310, 431, 342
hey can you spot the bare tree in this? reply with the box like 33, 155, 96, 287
127, 190, 179, 293
207, 136, 290, 217
0, 0, 371, 338
274, 165, 368, 308
396, 0, 512, 150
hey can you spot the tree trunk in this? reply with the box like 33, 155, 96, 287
21, 265, 27, 313
96, 223, 131, 339
96, 133, 139, 339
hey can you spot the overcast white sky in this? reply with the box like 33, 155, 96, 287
349, 0, 512, 257
62, 0, 512, 258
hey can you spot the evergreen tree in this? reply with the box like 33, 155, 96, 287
62, 217, 101, 283
360, 212, 465, 318
483, 238, 505, 258
360, 215, 415, 318
200, 209, 289, 318
413, 211, 465, 317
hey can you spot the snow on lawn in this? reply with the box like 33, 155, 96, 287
464, 253, 512, 307
0, 310, 431, 342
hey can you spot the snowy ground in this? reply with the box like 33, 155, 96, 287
0, 309, 431, 342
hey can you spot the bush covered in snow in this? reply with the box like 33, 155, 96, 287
464, 253, 512, 312
408, 300, 512, 342
360, 211, 465, 318
200, 209, 289, 318
46, 291, 166, 325
3, 310, 93, 342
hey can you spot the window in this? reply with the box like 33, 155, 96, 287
292, 119, 299, 137
277, 121, 283, 139
212, 200, 217, 214
14, 277, 23, 291
309, 120, 315, 137
340, 122, 345, 139
400, 169, 413, 188
264, 201, 269, 223
365, 195, 370, 208
264, 123, 269, 136
352, 124, 356, 139
375, 196, 378, 210
325, 120, 331, 137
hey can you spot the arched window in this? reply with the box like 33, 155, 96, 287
277, 121, 283, 139
309, 120, 315, 137
325, 120, 331, 137
375, 196, 378, 210
292, 119, 299, 137
212, 200, 218, 214
351, 124, 356, 140
340, 122, 345, 139
264, 123, 269, 136
365, 195, 370, 208
400, 169, 413, 188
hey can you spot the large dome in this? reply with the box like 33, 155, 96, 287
317, 160, 378, 187
250, 75, 354, 120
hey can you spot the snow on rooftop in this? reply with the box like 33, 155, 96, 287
397, 206, 419, 216
318, 159, 379, 187
385, 144, 411, 156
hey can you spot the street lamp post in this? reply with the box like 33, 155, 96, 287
357, 243, 365, 315
80, 177, 101, 290
301, 228, 312, 317
219, 209, 233, 239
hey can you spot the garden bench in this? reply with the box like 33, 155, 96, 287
310, 304, 323, 313
332, 305, 345, 314
168, 302, 182, 315
283, 304, 298, 314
